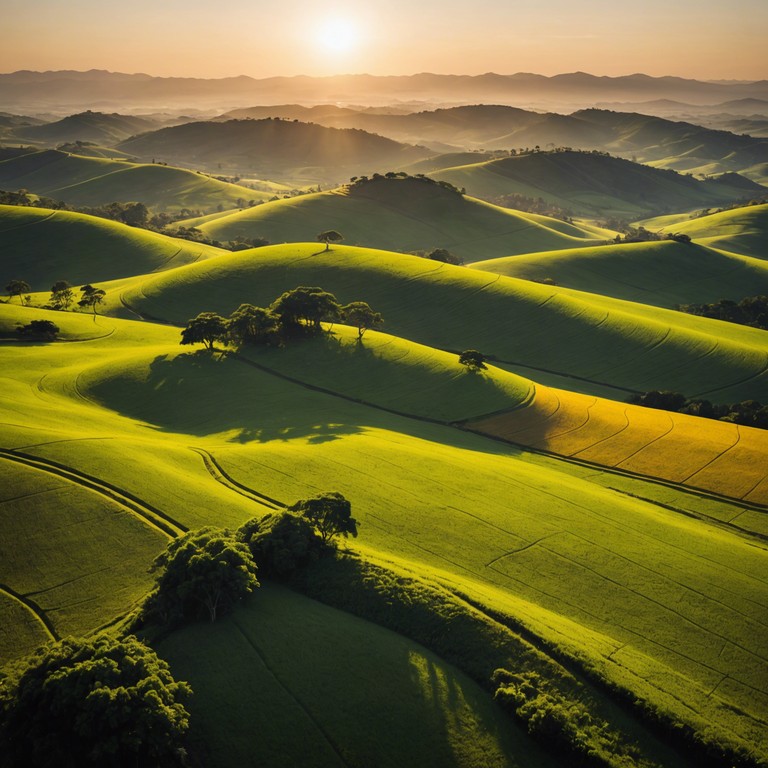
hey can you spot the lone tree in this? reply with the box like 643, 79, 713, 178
270, 286, 342, 331
341, 301, 383, 341
17, 319, 59, 341
50, 280, 74, 310
5, 279, 30, 304
226, 303, 280, 347
317, 230, 343, 251
180, 312, 228, 350
78, 284, 106, 316
289, 492, 358, 544
428, 248, 464, 265
0, 634, 191, 768
458, 349, 487, 371
141, 527, 259, 625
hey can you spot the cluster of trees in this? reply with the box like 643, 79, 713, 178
676, 295, 768, 330
348, 172, 465, 196
688, 195, 768, 220
409, 247, 464, 265
16, 319, 59, 340
0, 634, 192, 767
491, 193, 574, 222
180, 286, 383, 350
5, 279, 105, 314
628, 390, 768, 430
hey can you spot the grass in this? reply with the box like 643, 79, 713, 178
1, 196, 767, 766
0, 149, 279, 211
0, 204, 226, 287
192, 177, 608, 261
469, 239, 768, 308
157, 584, 554, 768
121, 242, 768, 404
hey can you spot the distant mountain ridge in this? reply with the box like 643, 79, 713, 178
1, 69, 767, 113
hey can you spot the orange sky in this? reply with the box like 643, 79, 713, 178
1, 0, 766, 80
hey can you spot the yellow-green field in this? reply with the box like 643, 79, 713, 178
2, 198, 767, 767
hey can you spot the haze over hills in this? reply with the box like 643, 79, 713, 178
2, 69, 767, 114
116, 118, 432, 182
10, 111, 159, 145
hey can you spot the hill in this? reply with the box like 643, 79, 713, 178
119, 242, 768, 405
1, 300, 766, 765
185, 176, 609, 260
0, 204, 226, 285
0, 149, 280, 211
427, 150, 763, 217
11, 111, 157, 145
116, 118, 433, 181
469, 238, 768, 308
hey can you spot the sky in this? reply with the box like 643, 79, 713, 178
2, 0, 766, 80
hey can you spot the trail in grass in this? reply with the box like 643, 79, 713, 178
0, 582, 58, 641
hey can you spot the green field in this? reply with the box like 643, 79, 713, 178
0, 149, 282, 211
186, 176, 610, 261
1, 188, 767, 768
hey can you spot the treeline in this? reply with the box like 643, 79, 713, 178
491, 192, 574, 221
0, 189, 270, 251
676, 295, 768, 330
688, 195, 768, 220
180, 286, 383, 350
348, 171, 464, 196
628, 390, 768, 430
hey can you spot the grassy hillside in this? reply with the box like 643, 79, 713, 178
469, 239, 768, 308
0, 149, 278, 211
12, 111, 157, 145
0, 300, 766, 763
190, 176, 608, 260
429, 150, 762, 217
117, 118, 432, 180
0, 204, 226, 286
159, 585, 553, 768
120, 242, 768, 404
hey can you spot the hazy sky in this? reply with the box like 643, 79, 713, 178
2, 0, 766, 80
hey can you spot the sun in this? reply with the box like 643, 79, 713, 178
316, 17, 361, 54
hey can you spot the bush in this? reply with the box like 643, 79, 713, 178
16, 320, 59, 341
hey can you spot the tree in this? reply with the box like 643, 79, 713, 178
5, 279, 30, 304
317, 230, 343, 251
341, 301, 383, 341
289, 492, 359, 544
142, 527, 259, 624
226, 303, 280, 346
17, 319, 59, 341
49, 280, 74, 310
458, 349, 487, 371
428, 248, 464, 265
179, 312, 228, 350
120, 202, 149, 228
238, 510, 324, 577
0, 634, 191, 768
78, 284, 105, 316
270, 286, 342, 331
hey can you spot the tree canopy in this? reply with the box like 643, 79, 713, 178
270, 286, 342, 331
289, 492, 359, 544
226, 303, 280, 346
5, 279, 30, 304
342, 301, 383, 341
49, 280, 74, 310
458, 349, 487, 371
180, 312, 228, 350
317, 230, 343, 251
78, 284, 106, 315
17, 319, 59, 341
141, 527, 259, 624
0, 634, 191, 768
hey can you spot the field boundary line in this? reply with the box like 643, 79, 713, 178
0, 449, 186, 538
0, 582, 58, 641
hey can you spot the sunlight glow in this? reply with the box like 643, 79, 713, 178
316, 17, 361, 54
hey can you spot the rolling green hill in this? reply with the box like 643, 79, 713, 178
187, 176, 609, 260
1, 299, 766, 765
116, 118, 432, 181
11, 111, 157, 145
469, 239, 768, 307
428, 150, 764, 217
118, 242, 768, 404
0, 204, 226, 286
0, 149, 279, 211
